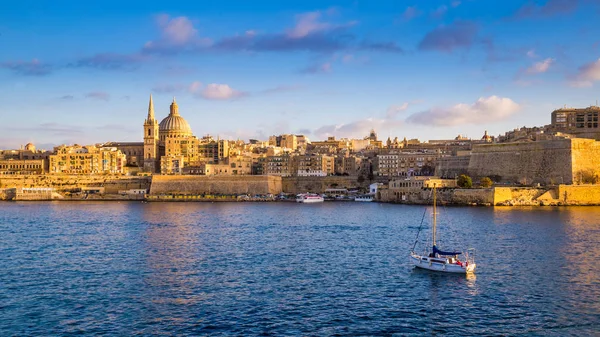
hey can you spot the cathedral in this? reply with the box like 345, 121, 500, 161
142, 95, 195, 173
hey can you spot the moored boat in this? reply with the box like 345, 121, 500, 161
409, 186, 476, 274
354, 195, 374, 202
295, 193, 325, 203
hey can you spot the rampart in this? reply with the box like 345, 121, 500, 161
469, 140, 573, 185
282, 176, 363, 194
149, 175, 282, 195
379, 184, 600, 206
558, 185, 600, 205
0, 175, 151, 194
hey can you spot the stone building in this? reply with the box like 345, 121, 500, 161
0, 159, 46, 175
297, 154, 335, 176
49, 145, 127, 174
266, 154, 296, 176
550, 106, 600, 140
376, 151, 440, 177
103, 142, 144, 168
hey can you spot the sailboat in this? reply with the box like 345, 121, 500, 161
409, 185, 476, 274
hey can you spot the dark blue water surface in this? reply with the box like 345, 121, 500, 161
1, 202, 599, 336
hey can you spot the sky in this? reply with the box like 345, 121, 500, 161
2, 0, 600, 150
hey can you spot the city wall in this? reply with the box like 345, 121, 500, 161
468, 140, 573, 185
0, 175, 151, 194
380, 185, 600, 206
558, 185, 600, 205
149, 175, 282, 195
281, 176, 363, 194
570, 138, 600, 183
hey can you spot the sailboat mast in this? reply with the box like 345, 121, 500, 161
433, 185, 437, 246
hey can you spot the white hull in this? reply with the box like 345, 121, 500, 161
410, 253, 475, 274
296, 194, 324, 203
297, 198, 324, 203
354, 198, 373, 202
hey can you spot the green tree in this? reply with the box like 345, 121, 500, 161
480, 177, 493, 188
457, 174, 472, 188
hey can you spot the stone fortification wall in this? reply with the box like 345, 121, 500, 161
379, 187, 494, 205
570, 139, 600, 184
149, 175, 282, 195
558, 185, 600, 205
282, 176, 363, 194
469, 140, 573, 185
0, 175, 151, 194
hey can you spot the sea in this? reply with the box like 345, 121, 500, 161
1, 202, 599, 336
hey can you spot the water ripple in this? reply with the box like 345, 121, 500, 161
1, 202, 599, 335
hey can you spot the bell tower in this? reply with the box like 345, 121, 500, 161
143, 94, 159, 173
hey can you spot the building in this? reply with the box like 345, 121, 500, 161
0, 159, 46, 175
49, 145, 127, 174
550, 106, 600, 139
160, 155, 185, 175
376, 151, 440, 177
297, 154, 335, 176
197, 136, 230, 164
143, 96, 201, 173
266, 154, 295, 176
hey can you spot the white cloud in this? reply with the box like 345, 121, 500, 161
526, 58, 554, 74
406, 96, 520, 126
526, 49, 537, 58
570, 58, 600, 87
288, 11, 332, 38
195, 83, 246, 100
157, 15, 197, 44
386, 103, 409, 119
144, 15, 212, 52
314, 118, 402, 139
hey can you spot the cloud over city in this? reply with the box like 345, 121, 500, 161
406, 96, 520, 126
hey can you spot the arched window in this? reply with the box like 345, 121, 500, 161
148, 129, 150, 136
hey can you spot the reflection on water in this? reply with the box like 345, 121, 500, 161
0, 202, 599, 335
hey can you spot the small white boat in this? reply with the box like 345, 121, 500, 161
354, 195, 373, 202
410, 186, 476, 274
296, 193, 324, 203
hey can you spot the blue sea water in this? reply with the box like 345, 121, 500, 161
1, 202, 599, 336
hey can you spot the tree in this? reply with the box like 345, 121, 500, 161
480, 177, 493, 188
367, 172, 375, 181
579, 169, 600, 184
457, 174, 472, 188
357, 175, 365, 183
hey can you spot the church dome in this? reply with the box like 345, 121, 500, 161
159, 115, 192, 134
158, 97, 192, 135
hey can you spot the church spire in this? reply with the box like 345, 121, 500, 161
147, 94, 155, 121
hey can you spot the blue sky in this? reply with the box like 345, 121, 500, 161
2, 0, 600, 149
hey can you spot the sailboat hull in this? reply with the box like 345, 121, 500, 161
410, 253, 475, 274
